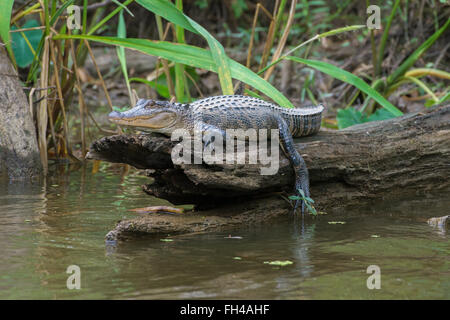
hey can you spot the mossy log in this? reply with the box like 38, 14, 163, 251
86, 104, 450, 240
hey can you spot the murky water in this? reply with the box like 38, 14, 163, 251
0, 164, 448, 299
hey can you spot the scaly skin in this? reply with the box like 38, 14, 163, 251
109, 95, 324, 214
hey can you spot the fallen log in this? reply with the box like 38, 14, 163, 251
87, 104, 450, 240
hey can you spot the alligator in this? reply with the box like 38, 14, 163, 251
108, 95, 324, 214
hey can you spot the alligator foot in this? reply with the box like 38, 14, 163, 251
293, 178, 310, 216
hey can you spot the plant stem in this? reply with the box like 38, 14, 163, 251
375, 0, 400, 77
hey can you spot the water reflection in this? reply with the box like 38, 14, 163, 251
0, 164, 448, 299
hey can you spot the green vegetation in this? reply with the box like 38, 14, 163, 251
263, 260, 294, 266
289, 188, 317, 216
0, 0, 448, 171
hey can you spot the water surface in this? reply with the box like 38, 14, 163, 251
0, 164, 448, 299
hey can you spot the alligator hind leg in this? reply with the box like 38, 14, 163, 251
276, 116, 310, 215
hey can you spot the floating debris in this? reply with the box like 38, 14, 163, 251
427, 216, 449, 228
233, 257, 242, 260
160, 239, 174, 242
129, 206, 184, 214
328, 221, 346, 225
225, 235, 243, 239
263, 260, 294, 266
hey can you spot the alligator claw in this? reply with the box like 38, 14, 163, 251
203, 134, 216, 152
202, 128, 226, 152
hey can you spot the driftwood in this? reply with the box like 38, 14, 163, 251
0, 45, 41, 180
87, 104, 450, 240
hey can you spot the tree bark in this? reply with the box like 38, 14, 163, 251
0, 45, 42, 180
87, 103, 450, 240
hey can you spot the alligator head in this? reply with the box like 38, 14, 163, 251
108, 99, 182, 134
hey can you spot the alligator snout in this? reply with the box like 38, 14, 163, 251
108, 110, 122, 120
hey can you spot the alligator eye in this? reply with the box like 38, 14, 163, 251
143, 100, 157, 108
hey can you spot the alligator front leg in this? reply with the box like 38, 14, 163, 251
194, 122, 226, 151
276, 116, 310, 215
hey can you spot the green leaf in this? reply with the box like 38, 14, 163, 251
366, 108, 397, 122
337, 108, 365, 129
285, 56, 403, 116
11, 20, 43, 68
136, 0, 197, 33
263, 260, 294, 266
337, 107, 396, 129
54, 34, 295, 108
0, 0, 14, 59
111, 0, 135, 17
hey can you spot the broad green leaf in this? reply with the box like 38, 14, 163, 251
337, 108, 365, 129
286, 56, 403, 117
0, 0, 14, 59
11, 20, 43, 68
53, 34, 295, 108
366, 108, 397, 122
136, 0, 234, 95
337, 107, 396, 129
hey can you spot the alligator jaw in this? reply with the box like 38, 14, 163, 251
108, 110, 177, 130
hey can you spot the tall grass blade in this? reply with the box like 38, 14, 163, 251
54, 34, 295, 108
0, 0, 14, 60
404, 68, 450, 79
136, 0, 234, 95
387, 17, 450, 85
286, 56, 403, 116
403, 76, 439, 102
136, 0, 196, 33
88, 0, 135, 35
